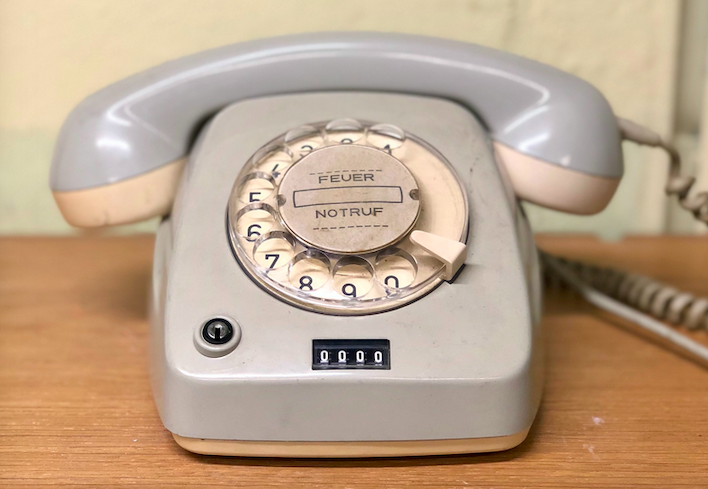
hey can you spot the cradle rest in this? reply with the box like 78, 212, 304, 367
50, 32, 623, 226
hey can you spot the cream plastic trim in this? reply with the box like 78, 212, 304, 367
172, 428, 530, 458
494, 142, 620, 215
409, 230, 467, 281
492, 145, 518, 217
52, 159, 187, 227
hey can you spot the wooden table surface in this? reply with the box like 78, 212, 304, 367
1, 235, 708, 488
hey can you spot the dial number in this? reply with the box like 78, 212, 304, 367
254, 235, 294, 269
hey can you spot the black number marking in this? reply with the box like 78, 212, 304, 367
247, 224, 262, 238
264, 253, 280, 269
299, 275, 314, 291
301, 144, 314, 153
272, 163, 280, 172
383, 144, 392, 154
384, 275, 400, 288
341, 138, 353, 144
342, 283, 357, 297
249, 191, 261, 202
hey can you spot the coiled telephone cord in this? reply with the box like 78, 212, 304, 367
541, 253, 708, 364
542, 253, 708, 330
617, 117, 708, 224
541, 118, 708, 364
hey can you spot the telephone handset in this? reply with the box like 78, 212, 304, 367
50, 32, 623, 228
51, 33, 703, 458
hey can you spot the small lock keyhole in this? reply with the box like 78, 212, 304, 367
202, 319, 234, 345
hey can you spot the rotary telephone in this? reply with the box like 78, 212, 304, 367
50, 33, 708, 458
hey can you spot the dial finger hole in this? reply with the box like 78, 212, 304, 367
237, 172, 275, 203
375, 248, 417, 290
255, 150, 293, 180
285, 125, 324, 159
326, 118, 364, 144
256, 160, 291, 180
333, 257, 374, 299
289, 250, 331, 292
329, 131, 364, 145
234, 203, 277, 242
253, 231, 295, 270
291, 137, 323, 159
252, 143, 292, 164
367, 123, 406, 153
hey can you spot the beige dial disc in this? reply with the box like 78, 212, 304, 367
277, 145, 420, 254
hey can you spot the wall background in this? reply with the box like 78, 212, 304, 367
1, 0, 705, 237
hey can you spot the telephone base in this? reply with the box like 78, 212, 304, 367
172, 429, 530, 458
152, 94, 543, 457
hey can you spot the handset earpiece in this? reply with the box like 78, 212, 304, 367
50, 32, 623, 227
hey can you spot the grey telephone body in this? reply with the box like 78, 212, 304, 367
48, 32, 701, 458
50, 32, 624, 456
150, 93, 543, 450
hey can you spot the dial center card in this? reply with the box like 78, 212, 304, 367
278, 145, 420, 254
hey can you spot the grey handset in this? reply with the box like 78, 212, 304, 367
50, 32, 623, 227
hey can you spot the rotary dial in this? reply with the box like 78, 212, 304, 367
227, 119, 468, 315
